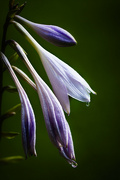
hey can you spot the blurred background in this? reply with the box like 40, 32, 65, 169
0, 0, 120, 179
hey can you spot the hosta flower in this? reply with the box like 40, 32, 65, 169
14, 15, 77, 47
9, 40, 77, 167
13, 21, 96, 114
0, 52, 36, 158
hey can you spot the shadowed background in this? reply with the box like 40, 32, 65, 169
0, 0, 120, 179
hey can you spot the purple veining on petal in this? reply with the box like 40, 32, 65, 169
30, 24, 77, 47
19, 84, 36, 157
62, 121, 75, 160
35, 77, 69, 148
14, 15, 77, 47
38, 47, 96, 106
25, 94, 36, 156
58, 121, 77, 168
0, 52, 36, 157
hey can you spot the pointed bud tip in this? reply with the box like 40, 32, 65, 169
72, 39, 77, 46
65, 106, 70, 115
34, 151, 37, 157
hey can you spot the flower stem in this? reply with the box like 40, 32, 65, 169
0, 16, 10, 135
0, 0, 26, 136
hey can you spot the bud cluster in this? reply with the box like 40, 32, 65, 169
0, 0, 96, 167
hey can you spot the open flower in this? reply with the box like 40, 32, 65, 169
13, 21, 96, 114
8, 40, 77, 167
0, 52, 36, 158
14, 15, 77, 47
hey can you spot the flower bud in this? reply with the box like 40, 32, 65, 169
14, 15, 77, 47
0, 52, 36, 157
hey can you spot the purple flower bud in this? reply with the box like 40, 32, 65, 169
0, 52, 36, 157
14, 15, 77, 47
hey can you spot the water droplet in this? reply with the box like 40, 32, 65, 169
86, 102, 90, 107
71, 161, 78, 168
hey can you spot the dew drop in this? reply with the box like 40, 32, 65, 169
86, 102, 90, 107
71, 161, 78, 168
71, 163, 77, 168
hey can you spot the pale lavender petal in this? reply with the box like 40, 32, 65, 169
0, 52, 36, 157
25, 95, 36, 156
14, 15, 77, 47
56, 57, 96, 94
38, 48, 95, 103
40, 58, 70, 114
35, 77, 69, 147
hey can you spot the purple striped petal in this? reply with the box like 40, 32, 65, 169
58, 121, 77, 168
14, 15, 77, 47
36, 78, 69, 147
39, 49, 96, 103
0, 52, 36, 157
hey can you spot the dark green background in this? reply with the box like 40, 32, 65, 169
0, 0, 120, 179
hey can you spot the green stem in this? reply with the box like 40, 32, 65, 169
0, 1, 26, 136
0, 16, 10, 134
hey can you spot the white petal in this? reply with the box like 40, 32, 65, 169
39, 54, 70, 114
38, 48, 95, 102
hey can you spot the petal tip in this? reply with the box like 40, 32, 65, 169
66, 108, 70, 115
93, 91, 97, 95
